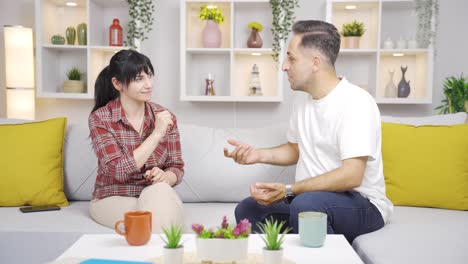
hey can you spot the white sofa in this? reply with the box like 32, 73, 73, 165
1, 113, 467, 264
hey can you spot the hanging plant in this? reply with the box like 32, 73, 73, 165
269, 0, 299, 63
414, 0, 439, 49
124, 0, 155, 49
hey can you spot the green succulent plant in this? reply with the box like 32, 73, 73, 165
161, 225, 183, 249
66, 67, 81, 81
257, 217, 292, 250
341, 20, 366, 37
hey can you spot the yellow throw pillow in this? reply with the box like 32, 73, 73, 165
382, 123, 468, 210
0, 118, 68, 207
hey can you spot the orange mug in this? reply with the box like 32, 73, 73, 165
115, 211, 152, 246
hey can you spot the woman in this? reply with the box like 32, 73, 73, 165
88, 49, 184, 233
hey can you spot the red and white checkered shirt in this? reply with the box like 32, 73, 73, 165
88, 99, 184, 200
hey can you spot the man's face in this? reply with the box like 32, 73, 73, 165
282, 35, 319, 91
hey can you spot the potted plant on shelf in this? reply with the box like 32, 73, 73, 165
435, 74, 468, 114
62, 67, 86, 93
198, 4, 225, 48
257, 218, 292, 264
340, 20, 366, 49
161, 225, 184, 264
192, 216, 251, 262
247, 21, 264, 48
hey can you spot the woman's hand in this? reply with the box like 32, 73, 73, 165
145, 167, 177, 186
153, 111, 173, 138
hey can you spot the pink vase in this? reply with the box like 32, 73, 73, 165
202, 20, 221, 48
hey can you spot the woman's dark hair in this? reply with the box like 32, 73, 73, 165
91, 49, 154, 113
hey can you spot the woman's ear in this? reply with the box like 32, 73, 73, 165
111, 77, 123, 92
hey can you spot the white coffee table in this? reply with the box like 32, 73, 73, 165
55, 234, 363, 264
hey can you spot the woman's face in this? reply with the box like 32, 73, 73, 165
116, 71, 154, 102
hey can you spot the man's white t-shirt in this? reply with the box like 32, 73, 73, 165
286, 78, 393, 223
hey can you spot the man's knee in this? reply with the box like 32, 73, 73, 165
235, 197, 258, 221
290, 191, 332, 214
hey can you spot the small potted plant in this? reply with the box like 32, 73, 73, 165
161, 225, 184, 264
340, 20, 366, 49
198, 5, 225, 48
62, 67, 86, 93
192, 216, 251, 262
435, 74, 468, 114
257, 218, 292, 264
247, 21, 264, 48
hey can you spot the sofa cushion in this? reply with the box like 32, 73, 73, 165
0, 118, 68, 207
382, 123, 468, 210
175, 123, 295, 202
381, 112, 467, 126
353, 206, 468, 264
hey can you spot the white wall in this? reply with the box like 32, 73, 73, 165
1, 0, 467, 127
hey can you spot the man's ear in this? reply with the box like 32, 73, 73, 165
312, 54, 321, 73
111, 77, 122, 92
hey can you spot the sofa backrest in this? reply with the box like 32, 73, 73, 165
62, 122, 295, 202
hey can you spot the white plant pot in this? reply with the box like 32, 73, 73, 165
196, 238, 248, 262
263, 248, 284, 264
62, 80, 86, 93
163, 246, 183, 264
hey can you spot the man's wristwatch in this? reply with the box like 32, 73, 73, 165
284, 184, 295, 204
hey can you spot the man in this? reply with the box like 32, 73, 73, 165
224, 20, 393, 243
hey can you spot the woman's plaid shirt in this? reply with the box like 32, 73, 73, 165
88, 99, 184, 199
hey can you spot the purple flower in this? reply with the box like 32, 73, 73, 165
191, 224, 204, 235
233, 227, 241, 236
221, 216, 228, 229
235, 219, 251, 236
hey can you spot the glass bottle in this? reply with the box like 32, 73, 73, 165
205, 73, 216, 96
248, 64, 263, 96
109, 18, 123, 46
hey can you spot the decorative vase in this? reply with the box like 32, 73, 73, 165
263, 248, 284, 264
247, 28, 263, 48
344, 36, 360, 49
397, 66, 411, 98
163, 246, 183, 264
62, 80, 86, 93
385, 69, 397, 98
77, 23, 87, 45
202, 20, 221, 48
196, 238, 248, 262
66, 27, 76, 45
51, 34, 65, 45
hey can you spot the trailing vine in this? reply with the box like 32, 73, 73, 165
270, 0, 299, 63
415, 0, 439, 49
124, 0, 155, 49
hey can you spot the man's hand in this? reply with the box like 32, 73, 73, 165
250, 182, 286, 206
223, 139, 261, 165
145, 167, 177, 186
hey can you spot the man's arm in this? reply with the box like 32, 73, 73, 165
251, 156, 368, 206
224, 140, 299, 166
292, 156, 368, 194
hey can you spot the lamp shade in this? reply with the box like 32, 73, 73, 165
4, 26, 34, 88
3, 25, 35, 119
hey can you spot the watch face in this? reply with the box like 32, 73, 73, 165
284, 194, 295, 204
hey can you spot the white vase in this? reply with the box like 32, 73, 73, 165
196, 238, 248, 262
163, 246, 183, 264
385, 70, 397, 98
202, 20, 221, 48
263, 248, 284, 264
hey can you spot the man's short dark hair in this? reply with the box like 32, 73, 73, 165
292, 20, 341, 66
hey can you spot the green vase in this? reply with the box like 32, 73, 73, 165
51, 34, 65, 45
77, 23, 87, 45
66, 27, 76, 45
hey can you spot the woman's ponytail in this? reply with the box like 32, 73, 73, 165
91, 66, 119, 113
